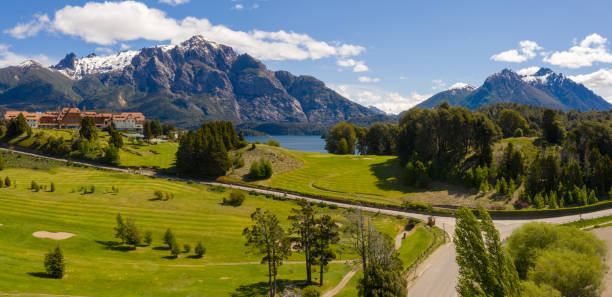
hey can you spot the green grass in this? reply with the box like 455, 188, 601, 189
564, 215, 612, 229
0, 165, 411, 296
397, 226, 435, 269
335, 269, 362, 297
120, 142, 179, 169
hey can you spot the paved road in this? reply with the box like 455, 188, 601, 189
2, 146, 612, 296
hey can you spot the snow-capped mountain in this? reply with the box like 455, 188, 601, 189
0, 35, 375, 128
417, 68, 612, 111
52, 51, 140, 80
417, 83, 476, 109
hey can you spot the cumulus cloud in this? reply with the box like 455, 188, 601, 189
159, 0, 190, 5
120, 43, 132, 50
0, 44, 50, 67
330, 84, 430, 114
491, 40, 542, 63
543, 34, 612, 68
3, 13, 50, 39
337, 59, 369, 72
516, 66, 541, 76
358, 76, 380, 83
569, 69, 612, 103
7, 1, 365, 62
232, 4, 244, 10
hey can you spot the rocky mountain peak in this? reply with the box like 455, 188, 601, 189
54, 53, 77, 70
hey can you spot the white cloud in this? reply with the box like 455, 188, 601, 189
159, 0, 189, 5
432, 79, 446, 90
232, 4, 244, 10
491, 40, 542, 63
543, 33, 612, 69
358, 76, 380, 83
3, 13, 50, 39
0, 44, 50, 67
569, 69, 612, 103
120, 43, 131, 50
399, 76, 408, 80
516, 66, 541, 76
330, 84, 431, 114
8, 1, 365, 62
252, 3, 260, 9
95, 47, 113, 54
337, 59, 368, 72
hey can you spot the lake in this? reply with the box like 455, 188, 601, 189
245, 135, 327, 153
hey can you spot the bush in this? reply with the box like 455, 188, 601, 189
170, 241, 180, 258
0, 154, 5, 170
4, 176, 10, 188
300, 286, 321, 297
50, 182, 55, 192
194, 242, 206, 258
144, 231, 153, 245
405, 160, 429, 188
183, 244, 191, 253
223, 190, 246, 206
402, 201, 433, 212
249, 158, 273, 180
163, 228, 175, 248
267, 139, 280, 147
44, 246, 65, 279
154, 190, 163, 200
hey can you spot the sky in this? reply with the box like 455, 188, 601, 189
2, 0, 612, 114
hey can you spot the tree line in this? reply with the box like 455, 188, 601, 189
325, 102, 612, 209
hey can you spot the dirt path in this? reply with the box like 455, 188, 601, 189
590, 226, 612, 297
394, 226, 417, 250
321, 266, 360, 297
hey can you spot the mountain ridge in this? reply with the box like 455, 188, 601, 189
416, 68, 612, 111
0, 35, 375, 128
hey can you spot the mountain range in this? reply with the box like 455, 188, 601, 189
0, 35, 375, 128
417, 68, 612, 111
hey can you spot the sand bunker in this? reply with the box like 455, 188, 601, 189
0, 224, 3, 227
33, 231, 75, 240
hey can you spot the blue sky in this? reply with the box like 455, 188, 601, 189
2, 0, 612, 113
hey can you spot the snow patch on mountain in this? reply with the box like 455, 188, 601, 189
521, 72, 551, 84
55, 50, 139, 80
448, 83, 475, 91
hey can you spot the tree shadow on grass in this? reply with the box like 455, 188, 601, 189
186, 255, 203, 259
95, 240, 136, 252
369, 158, 477, 199
153, 246, 170, 251
162, 255, 178, 260
230, 280, 303, 297
27, 272, 54, 279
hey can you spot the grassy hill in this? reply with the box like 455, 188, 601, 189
0, 153, 434, 296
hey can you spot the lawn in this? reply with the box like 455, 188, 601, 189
0, 162, 414, 296
564, 215, 612, 229
120, 141, 179, 169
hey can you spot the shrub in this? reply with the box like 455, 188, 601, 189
163, 228, 175, 248
154, 190, 163, 200
405, 160, 429, 188
402, 201, 433, 212
4, 176, 10, 188
144, 231, 153, 245
44, 246, 65, 279
267, 139, 280, 147
0, 178, 3, 188
300, 286, 321, 297
170, 241, 180, 258
194, 242, 206, 258
183, 244, 191, 253
31, 180, 37, 190
50, 182, 55, 192
249, 158, 273, 180
0, 154, 5, 170
223, 190, 246, 206
90, 185, 95, 194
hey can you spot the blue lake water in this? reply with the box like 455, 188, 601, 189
245, 135, 327, 153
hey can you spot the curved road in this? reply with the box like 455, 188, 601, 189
2, 146, 611, 296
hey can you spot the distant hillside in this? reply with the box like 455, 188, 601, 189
0, 35, 375, 128
416, 68, 612, 111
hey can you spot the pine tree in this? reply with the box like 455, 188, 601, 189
50, 182, 55, 192
44, 246, 65, 279
588, 189, 598, 205
194, 242, 206, 258
163, 228, 175, 248
288, 199, 316, 284
4, 176, 10, 187
114, 214, 127, 244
